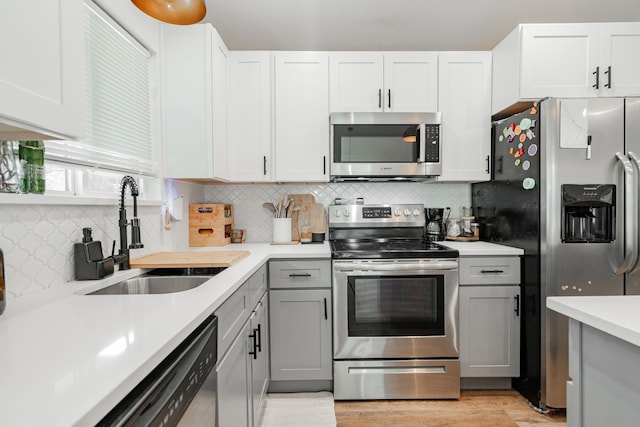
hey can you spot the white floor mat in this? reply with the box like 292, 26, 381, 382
257, 392, 337, 427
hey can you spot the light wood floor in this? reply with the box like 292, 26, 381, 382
334, 389, 567, 427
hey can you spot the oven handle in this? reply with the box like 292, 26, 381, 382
333, 261, 458, 272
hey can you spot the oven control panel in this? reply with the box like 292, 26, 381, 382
329, 204, 425, 227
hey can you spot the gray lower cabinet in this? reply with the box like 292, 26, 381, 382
268, 259, 332, 391
215, 263, 269, 427
216, 320, 251, 427
250, 296, 269, 426
459, 256, 521, 382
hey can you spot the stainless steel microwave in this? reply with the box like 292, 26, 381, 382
330, 112, 442, 181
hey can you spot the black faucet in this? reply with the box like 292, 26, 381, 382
113, 175, 144, 270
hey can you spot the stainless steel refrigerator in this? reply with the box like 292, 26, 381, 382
472, 97, 640, 410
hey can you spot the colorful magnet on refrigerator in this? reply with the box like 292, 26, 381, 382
528, 144, 538, 156
522, 160, 531, 171
520, 118, 532, 130
515, 125, 522, 135
515, 159, 521, 166
510, 147, 514, 154
510, 123, 516, 131
522, 177, 536, 190
531, 107, 538, 115
526, 130, 535, 140
508, 135, 515, 142
503, 127, 510, 138
519, 133, 527, 143
531, 119, 536, 128
518, 142, 524, 149
499, 135, 504, 142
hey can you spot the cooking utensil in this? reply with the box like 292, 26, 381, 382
263, 202, 276, 215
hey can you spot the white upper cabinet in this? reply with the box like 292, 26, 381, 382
437, 52, 492, 182
598, 23, 640, 97
330, 53, 383, 112
227, 52, 272, 182
0, 0, 84, 140
329, 52, 438, 112
492, 22, 640, 116
274, 52, 330, 182
162, 24, 229, 180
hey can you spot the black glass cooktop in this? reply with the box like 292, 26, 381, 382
330, 239, 459, 259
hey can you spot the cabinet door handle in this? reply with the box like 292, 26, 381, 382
497, 156, 503, 175
378, 89, 382, 109
324, 298, 328, 320
289, 273, 311, 277
323, 155, 326, 175
388, 89, 391, 109
480, 269, 504, 274
604, 65, 612, 89
256, 323, 262, 352
485, 155, 490, 174
592, 66, 600, 89
249, 331, 257, 360
514, 295, 520, 317
263, 156, 267, 175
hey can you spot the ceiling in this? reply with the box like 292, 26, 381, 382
202, 0, 640, 51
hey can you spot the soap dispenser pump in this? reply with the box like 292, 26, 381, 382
74, 228, 115, 280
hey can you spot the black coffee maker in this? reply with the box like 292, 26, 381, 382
425, 207, 450, 241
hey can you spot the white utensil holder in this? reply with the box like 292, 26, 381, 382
272, 218, 292, 243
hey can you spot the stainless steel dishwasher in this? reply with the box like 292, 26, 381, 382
98, 316, 218, 426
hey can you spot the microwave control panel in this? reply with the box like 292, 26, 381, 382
423, 125, 440, 162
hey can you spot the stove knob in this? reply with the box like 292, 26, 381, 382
343, 209, 350, 217
394, 209, 401, 217
403, 209, 410, 216
334, 210, 341, 217
413, 208, 421, 216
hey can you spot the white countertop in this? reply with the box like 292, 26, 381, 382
0, 240, 518, 426
440, 240, 524, 256
547, 295, 640, 348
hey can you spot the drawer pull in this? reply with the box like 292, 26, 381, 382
480, 269, 504, 274
289, 273, 312, 277
514, 295, 520, 317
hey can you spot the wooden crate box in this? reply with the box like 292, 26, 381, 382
189, 203, 233, 246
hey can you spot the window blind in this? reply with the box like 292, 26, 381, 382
46, 1, 157, 177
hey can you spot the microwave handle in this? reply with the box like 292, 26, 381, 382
418, 124, 426, 162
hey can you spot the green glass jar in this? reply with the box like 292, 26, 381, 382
18, 140, 45, 194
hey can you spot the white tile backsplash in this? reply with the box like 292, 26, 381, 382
0, 179, 203, 300
204, 182, 470, 242
0, 179, 469, 301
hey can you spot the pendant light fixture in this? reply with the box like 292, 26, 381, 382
131, 0, 206, 25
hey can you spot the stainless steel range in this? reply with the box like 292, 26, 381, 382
329, 202, 461, 400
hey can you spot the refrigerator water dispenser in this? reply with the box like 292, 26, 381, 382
561, 184, 616, 243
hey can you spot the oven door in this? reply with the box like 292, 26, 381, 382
333, 259, 459, 359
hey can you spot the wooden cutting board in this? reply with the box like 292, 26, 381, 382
298, 203, 327, 234
130, 251, 250, 268
288, 194, 315, 241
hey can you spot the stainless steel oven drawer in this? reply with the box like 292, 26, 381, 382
269, 259, 331, 289
459, 256, 520, 285
333, 359, 460, 400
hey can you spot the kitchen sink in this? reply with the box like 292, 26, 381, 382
88, 267, 226, 295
